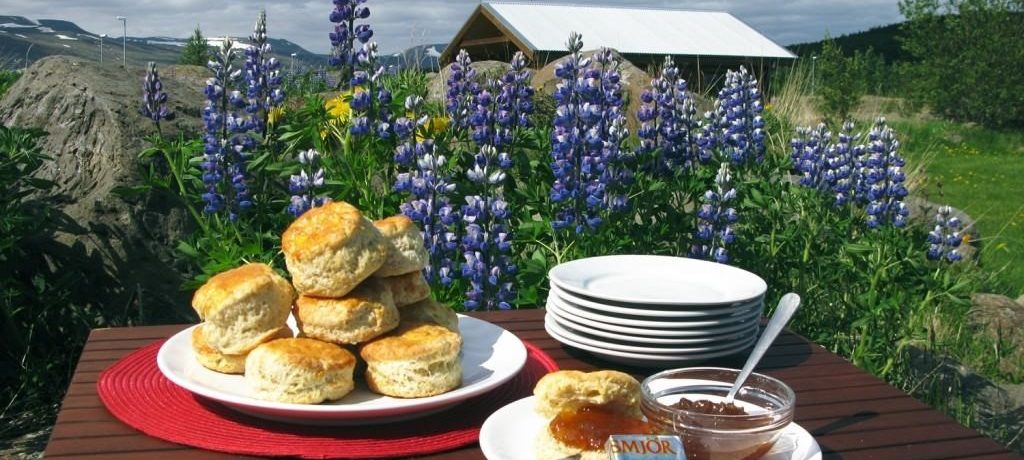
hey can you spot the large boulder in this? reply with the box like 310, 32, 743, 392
533, 49, 651, 131
0, 56, 208, 322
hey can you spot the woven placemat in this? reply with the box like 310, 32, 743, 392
98, 337, 558, 459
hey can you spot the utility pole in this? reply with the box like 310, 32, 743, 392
99, 34, 106, 64
811, 55, 817, 91
290, 53, 297, 76
116, 16, 127, 68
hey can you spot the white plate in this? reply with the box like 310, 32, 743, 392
548, 294, 764, 329
156, 315, 527, 425
546, 317, 758, 355
481, 396, 821, 460
550, 284, 761, 318
548, 310, 758, 345
547, 300, 762, 338
549, 255, 767, 305
546, 321, 756, 367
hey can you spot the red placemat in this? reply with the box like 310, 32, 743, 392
98, 337, 558, 459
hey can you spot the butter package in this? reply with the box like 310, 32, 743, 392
605, 435, 686, 459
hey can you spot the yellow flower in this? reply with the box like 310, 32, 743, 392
267, 106, 285, 125
325, 92, 354, 120
416, 116, 450, 141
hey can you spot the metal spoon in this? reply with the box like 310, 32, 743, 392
725, 293, 801, 403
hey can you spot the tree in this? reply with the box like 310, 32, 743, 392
179, 26, 210, 66
815, 36, 865, 124
899, 0, 1024, 128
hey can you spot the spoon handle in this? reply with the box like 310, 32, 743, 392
726, 293, 801, 402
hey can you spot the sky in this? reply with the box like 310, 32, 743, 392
0, 0, 904, 54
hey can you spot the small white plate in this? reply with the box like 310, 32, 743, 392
548, 294, 763, 329
547, 300, 761, 338
546, 321, 757, 367
480, 396, 822, 460
550, 284, 760, 318
156, 315, 527, 425
546, 317, 758, 355
549, 255, 767, 305
547, 310, 758, 345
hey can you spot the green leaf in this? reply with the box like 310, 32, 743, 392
110, 185, 152, 199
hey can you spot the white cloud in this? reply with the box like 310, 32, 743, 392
0, 0, 903, 54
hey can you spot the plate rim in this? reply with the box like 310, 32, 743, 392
545, 317, 760, 355
550, 284, 762, 318
155, 315, 527, 418
546, 301, 760, 338
548, 294, 763, 330
480, 396, 822, 460
547, 310, 758, 345
545, 321, 757, 361
549, 255, 767, 305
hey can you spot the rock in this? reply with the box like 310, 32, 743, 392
427, 60, 511, 103
969, 293, 1024, 338
905, 196, 980, 260
1017, 294, 1024, 306
0, 56, 209, 323
532, 49, 650, 130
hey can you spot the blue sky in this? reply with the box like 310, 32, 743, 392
0, 0, 903, 54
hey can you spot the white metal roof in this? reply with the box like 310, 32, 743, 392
483, 2, 796, 59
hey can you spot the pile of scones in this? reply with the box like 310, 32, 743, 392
189, 201, 462, 404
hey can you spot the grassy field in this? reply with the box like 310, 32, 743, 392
892, 119, 1024, 291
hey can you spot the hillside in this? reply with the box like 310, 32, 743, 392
0, 15, 327, 70
787, 22, 907, 63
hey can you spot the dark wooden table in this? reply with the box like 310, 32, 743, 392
44, 309, 1022, 459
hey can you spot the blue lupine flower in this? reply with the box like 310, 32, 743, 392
393, 96, 459, 287
141, 61, 174, 129
244, 10, 285, 136
346, 42, 392, 137
288, 149, 329, 217
700, 67, 765, 165
860, 118, 908, 229
637, 56, 699, 173
691, 162, 738, 263
201, 37, 254, 221
792, 121, 859, 207
927, 205, 963, 262
329, 0, 372, 89
445, 49, 477, 129
549, 33, 629, 233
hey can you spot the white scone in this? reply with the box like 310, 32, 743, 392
533, 370, 647, 460
377, 271, 431, 307
191, 263, 294, 355
398, 297, 459, 332
244, 338, 356, 404
282, 201, 388, 297
191, 323, 291, 374
293, 278, 399, 345
533, 370, 642, 419
360, 322, 462, 398
372, 215, 429, 277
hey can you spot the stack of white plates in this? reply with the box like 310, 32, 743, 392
545, 255, 768, 367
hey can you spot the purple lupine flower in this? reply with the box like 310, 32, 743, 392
460, 143, 517, 310
329, 0, 372, 89
288, 149, 329, 217
829, 121, 857, 207
141, 61, 174, 130
394, 96, 459, 287
549, 33, 629, 233
347, 42, 391, 137
927, 205, 963, 262
700, 67, 765, 165
244, 10, 285, 136
691, 162, 738, 264
861, 117, 908, 229
446, 49, 477, 129
793, 121, 858, 207
201, 37, 253, 220
637, 56, 699, 173
502, 51, 534, 129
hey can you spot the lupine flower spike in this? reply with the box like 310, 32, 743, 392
691, 162, 738, 264
288, 149, 329, 217
637, 56, 699, 173
927, 205, 963, 262
394, 95, 459, 287
445, 49, 477, 129
861, 118, 908, 229
699, 67, 765, 165
201, 37, 254, 221
329, 0, 373, 89
141, 62, 174, 131
245, 10, 285, 137
348, 42, 392, 138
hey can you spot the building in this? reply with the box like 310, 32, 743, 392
440, 2, 796, 90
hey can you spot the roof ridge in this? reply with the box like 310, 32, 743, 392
483, 1, 729, 14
